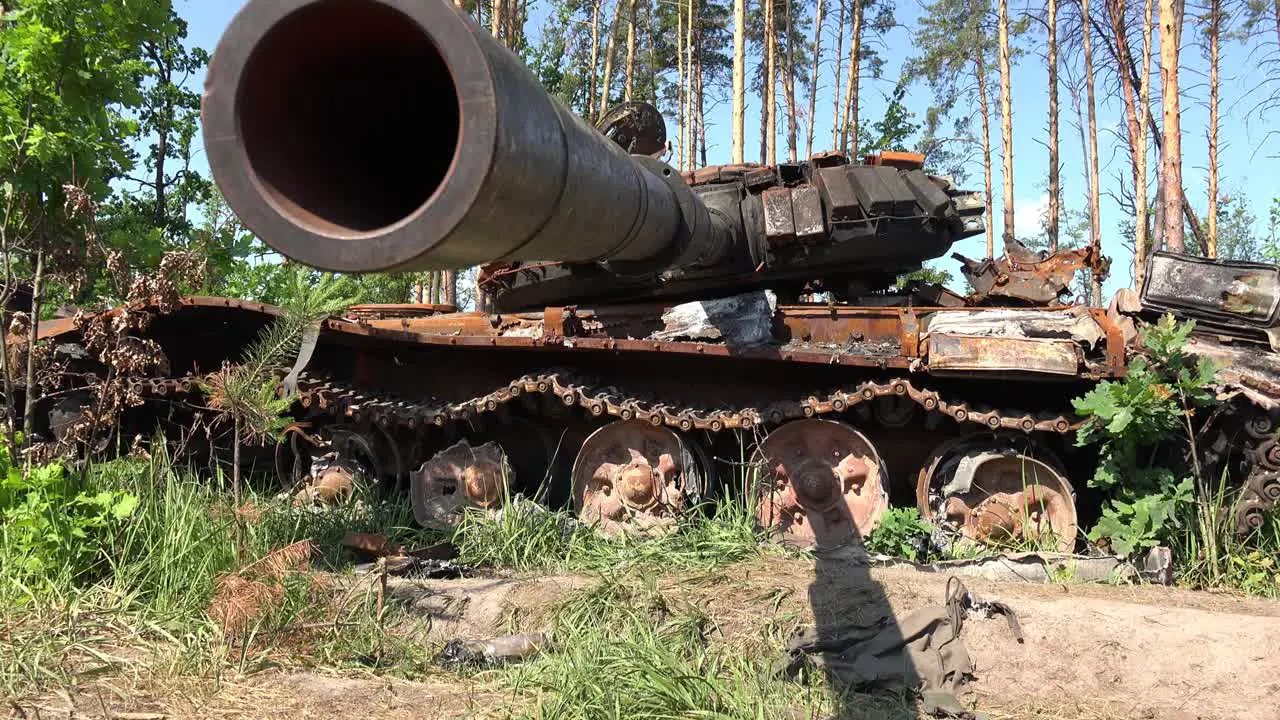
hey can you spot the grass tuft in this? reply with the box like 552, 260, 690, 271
452, 496, 766, 574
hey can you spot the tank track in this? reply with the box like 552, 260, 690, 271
125, 369, 1280, 537
282, 370, 1078, 436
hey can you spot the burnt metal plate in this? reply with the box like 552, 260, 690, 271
816, 166, 862, 224
791, 186, 824, 241
761, 187, 797, 245
928, 333, 1082, 376
1142, 251, 1280, 329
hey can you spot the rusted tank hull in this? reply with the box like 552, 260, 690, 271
35, 294, 1124, 548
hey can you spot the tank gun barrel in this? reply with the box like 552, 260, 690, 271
202, 0, 730, 273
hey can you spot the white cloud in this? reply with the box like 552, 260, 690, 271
1012, 194, 1050, 241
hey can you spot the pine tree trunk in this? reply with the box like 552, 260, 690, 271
1083, 0, 1103, 305
842, 0, 863, 155
766, 0, 777, 164
998, 0, 1014, 251
1109, 0, 1144, 270
976, 54, 994, 260
732, 0, 746, 163
648, 0, 658, 102
831, 0, 846, 150
588, 0, 602, 118
444, 270, 457, 305
1047, 0, 1060, 253
625, 0, 637, 101
697, 41, 707, 166
1207, 0, 1220, 258
686, 0, 696, 166
1158, 0, 1184, 253
677, 1, 686, 168
784, 0, 798, 162
599, 0, 625, 121
490, 0, 503, 41
1136, 0, 1153, 284
806, 0, 824, 159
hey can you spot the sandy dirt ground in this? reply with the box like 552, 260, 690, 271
10, 554, 1280, 720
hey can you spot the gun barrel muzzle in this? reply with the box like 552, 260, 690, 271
202, 0, 695, 272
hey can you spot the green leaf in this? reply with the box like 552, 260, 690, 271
111, 493, 139, 519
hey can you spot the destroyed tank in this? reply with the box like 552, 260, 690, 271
25, 0, 1279, 549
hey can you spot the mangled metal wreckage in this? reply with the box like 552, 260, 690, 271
15, 0, 1280, 550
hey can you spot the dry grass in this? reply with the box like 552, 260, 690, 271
207, 540, 318, 637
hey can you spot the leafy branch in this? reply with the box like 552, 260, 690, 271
1072, 314, 1218, 556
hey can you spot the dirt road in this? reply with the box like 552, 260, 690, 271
14, 554, 1280, 720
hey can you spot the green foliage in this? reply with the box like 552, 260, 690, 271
893, 261, 954, 291
855, 78, 921, 157
1187, 193, 1266, 262
865, 506, 932, 560
0, 442, 137, 585
1073, 315, 1218, 555
453, 497, 763, 573
201, 268, 357, 445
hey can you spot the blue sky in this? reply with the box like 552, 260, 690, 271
178, 0, 1279, 299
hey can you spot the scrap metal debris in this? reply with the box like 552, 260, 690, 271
343, 532, 467, 579
435, 632, 551, 670
648, 290, 777, 345
955, 244, 1104, 306
781, 577, 1020, 719
924, 307, 1105, 348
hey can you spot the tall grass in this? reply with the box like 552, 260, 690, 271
1176, 469, 1280, 597
452, 496, 767, 573
0, 448, 441, 699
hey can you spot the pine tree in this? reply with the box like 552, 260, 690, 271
806, 0, 824, 158
1206, 0, 1221, 258
733, 0, 746, 162
908, 0, 999, 259
998, 0, 1015, 251
831, 0, 846, 149
1159, 0, 1185, 253
625, 0, 638, 100
1083, 0, 1103, 304
1048, 0, 1061, 253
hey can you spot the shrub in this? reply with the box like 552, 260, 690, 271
865, 506, 932, 560
0, 442, 138, 586
1072, 315, 1216, 556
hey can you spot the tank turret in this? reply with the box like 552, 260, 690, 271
202, 0, 984, 310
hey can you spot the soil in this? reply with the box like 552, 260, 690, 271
10, 554, 1280, 720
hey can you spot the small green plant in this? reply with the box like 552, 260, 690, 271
1073, 314, 1216, 556
0, 441, 137, 585
865, 506, 932, 560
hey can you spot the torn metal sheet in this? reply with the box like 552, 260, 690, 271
955, 245, 1102, 305
924, 307, 1105, 348
1186, 336, 1280, 410
873, 552, 1140, 584
649, 290, 777, 345
437, 633, 550, 669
